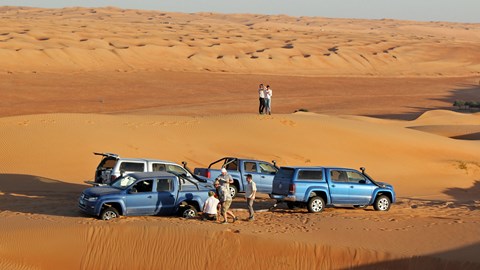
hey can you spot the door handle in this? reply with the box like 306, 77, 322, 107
331, 184, 335, 188
350, 186, 354, 188
148, 196, 152, 198
261, 176, 265, 178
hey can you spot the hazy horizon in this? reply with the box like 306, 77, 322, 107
1, 0, 479, 23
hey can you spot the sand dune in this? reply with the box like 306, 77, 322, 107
0, 112, 479, 268
0, 6, 480, 76
0, 112, 478, 198
0, 5, 479, 269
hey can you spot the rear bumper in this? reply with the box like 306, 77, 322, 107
269, 194, 296, 202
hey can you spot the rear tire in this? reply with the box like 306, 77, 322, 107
181, 205, 198, 219
229, 185, 238, 199
373, 195, 391, 211
307, 196, 325, 213
100, 207, 119, 220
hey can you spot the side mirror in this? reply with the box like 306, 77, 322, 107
359, 180, 366, 184
128, 188, 137, 194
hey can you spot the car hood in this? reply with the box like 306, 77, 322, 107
193, 175, 210, 183
376, 182, 394, 189
83, 186, 122, 197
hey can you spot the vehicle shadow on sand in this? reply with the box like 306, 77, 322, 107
0, 174, 88, 217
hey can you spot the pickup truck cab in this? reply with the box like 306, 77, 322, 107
91, 152, 207, 185
270, 166, 395, 213
194, 157, 278, 198
79, 171, 213, 220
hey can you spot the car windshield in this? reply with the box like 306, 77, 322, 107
111, 175, 137, 189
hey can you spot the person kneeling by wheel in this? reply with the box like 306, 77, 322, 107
202, 191, 220, 221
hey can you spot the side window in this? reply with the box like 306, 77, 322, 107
259, 163, 277, 174
166, 164, 188, 176
297, 170, 323, 180
152, 163, 166, 172
330, 170, 348, 182
225, 160, 238, 171
347, 171, 366, 183
156, 178, 174, 192
132, 180, 153, 193
120, 162, 145, 172
99, 158, 117, 169
244, 162, 257, 173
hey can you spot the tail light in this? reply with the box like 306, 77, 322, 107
288, 183, 296, 194
206, 171, 211, 178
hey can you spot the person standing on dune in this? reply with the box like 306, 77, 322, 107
265, 85, 273, 115
258, 83, 266, 114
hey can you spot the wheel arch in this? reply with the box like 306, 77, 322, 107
179, 199, 201, 212
306, 188, 330, 204
101, 201, 124, 216
372, 191, 393, 204
232, 178, 242, 192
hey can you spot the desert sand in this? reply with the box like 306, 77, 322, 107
0, 6, 479, 270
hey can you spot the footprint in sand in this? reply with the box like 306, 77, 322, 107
280, 119, 296, 127
18, 120, 30, 126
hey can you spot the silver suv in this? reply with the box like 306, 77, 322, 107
91, 152, 207, 185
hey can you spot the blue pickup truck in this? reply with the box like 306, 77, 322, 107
194, 157, 278, 198
79, 172, 213, 220
270, 166, 395, 213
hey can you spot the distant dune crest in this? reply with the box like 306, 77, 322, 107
0, 6, 479, 76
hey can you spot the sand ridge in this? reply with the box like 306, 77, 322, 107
0, 112, 478, 198
0, 6, 480, 76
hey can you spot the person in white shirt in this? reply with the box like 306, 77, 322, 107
202, 191, 220, 221
245, 174, 257, 221
258, 83, 266, 114
265, 85, 273, 115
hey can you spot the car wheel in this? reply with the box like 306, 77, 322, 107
100, 207, 119, 220
229, 185, 238, 199
182, 205, 198, 219
307, 196, 325, 213
374, 195, 391, 211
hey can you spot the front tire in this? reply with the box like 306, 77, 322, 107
374, 195, 391, 211
100, 207, 119, 220
307, 196, 325, 213
181, 205, 198, 219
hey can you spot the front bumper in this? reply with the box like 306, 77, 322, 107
78, 197, 98, 216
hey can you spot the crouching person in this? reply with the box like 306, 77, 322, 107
202, 191, 220, 221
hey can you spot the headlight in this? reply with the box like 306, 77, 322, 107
87, 196, 98, 202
